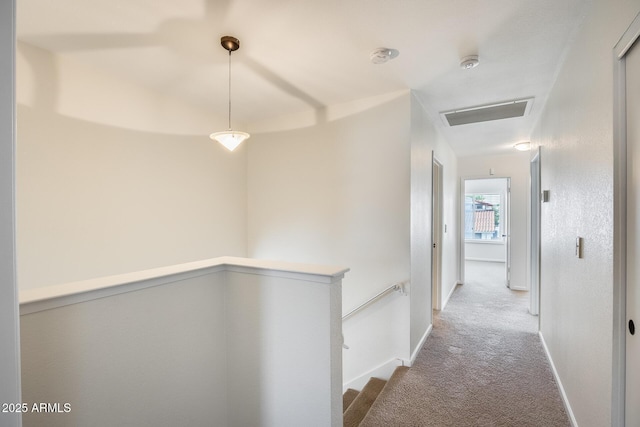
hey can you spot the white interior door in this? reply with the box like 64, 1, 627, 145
627, 35, 640, 427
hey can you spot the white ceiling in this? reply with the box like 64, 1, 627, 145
17, 0, 589, 157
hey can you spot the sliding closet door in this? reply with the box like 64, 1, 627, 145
626, 33, 640, 427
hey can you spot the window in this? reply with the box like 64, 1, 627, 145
464, 193, 502, 241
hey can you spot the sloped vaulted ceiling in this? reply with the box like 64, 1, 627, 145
17, 0, 590, 156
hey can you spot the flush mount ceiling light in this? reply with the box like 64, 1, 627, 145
370, 47, 399, 64
210, 36, 250, 152
460, 55, 479, 70
514, 142, 531, 151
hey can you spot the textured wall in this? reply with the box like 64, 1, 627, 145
531, 1, 640, 425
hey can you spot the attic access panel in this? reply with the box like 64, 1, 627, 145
441, 98, 534, 127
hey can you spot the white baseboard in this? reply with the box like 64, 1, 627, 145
509, 286, 528, 291
539, 332, 578, 427
343, 358, 404, 392
465, 257, 505, 263
441, 281, 460, 311
409, 324, 433, 366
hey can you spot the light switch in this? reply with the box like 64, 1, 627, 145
542, 190, 550, 203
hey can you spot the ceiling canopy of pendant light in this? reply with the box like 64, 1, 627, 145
210, 36, 250, 151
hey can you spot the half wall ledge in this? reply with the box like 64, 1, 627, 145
19, 256, 350, 315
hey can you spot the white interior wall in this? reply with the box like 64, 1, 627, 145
20, 260, 345, 427
531, 1, 640, 425
439, 145, 459, 309
16, 42, 248, 289
225, 270, 342, 427
410, 94, 459, 347
458, 152, 530, 290
465, 178, 507, 194
247, 91, 412, 383
20, 274, 229, 427
0, 1, 22, 426
465, 242, 505, 263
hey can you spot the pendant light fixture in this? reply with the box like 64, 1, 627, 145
210, 36, 250, 151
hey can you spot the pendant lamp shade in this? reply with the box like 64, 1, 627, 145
210, 130, 250, 151
211, 36, 250, 151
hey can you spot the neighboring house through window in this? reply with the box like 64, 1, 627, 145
465, 194, 502, 241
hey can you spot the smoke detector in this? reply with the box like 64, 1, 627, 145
370, 47, 399, 64
460, 55, 479, 69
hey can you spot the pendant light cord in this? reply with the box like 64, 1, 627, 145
228, 50, 232, 131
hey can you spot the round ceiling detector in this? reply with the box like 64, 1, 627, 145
370, 47, 399, 64
460, 55, 479, 69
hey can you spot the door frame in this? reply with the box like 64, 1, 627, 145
530, 149, 541, 317
613, 10, 640, 427
0, 1, 22, 426
459, 176, 511, 288
505, 178, 511, 288
432, 156, 443, 310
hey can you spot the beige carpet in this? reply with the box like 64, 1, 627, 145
344, 377, 388, 427
360, 261, 570, 426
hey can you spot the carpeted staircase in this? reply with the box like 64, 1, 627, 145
342, 366, 409, 427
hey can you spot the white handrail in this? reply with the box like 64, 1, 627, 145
342, 280, 408, 322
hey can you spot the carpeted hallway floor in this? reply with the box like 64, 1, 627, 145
360, 261, 570, 426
